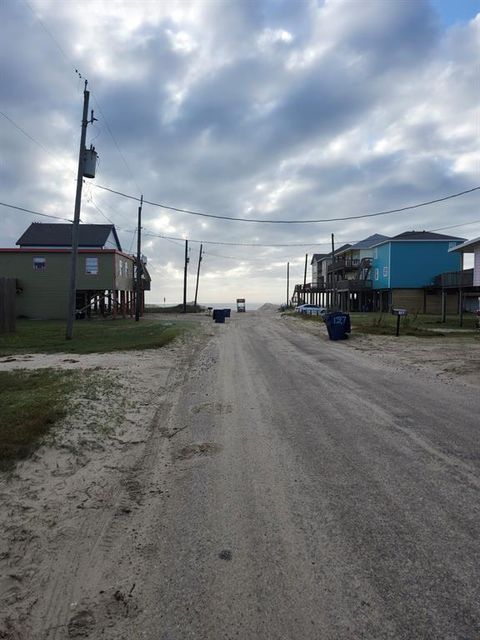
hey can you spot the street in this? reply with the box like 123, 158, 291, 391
2, 309, 479, 639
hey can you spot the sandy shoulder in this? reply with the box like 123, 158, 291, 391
280, 313, 480, 389
0, 319, 214, 638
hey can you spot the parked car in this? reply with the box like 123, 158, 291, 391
295, 304, 328, 317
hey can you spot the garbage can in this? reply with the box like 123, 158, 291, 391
213, 309, 226, 323
324, 312, 351, 340
223, 308, 231, 318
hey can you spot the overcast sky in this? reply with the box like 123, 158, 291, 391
1, 0, 479, 304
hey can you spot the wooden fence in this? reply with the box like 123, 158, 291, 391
0, 277, 16, 333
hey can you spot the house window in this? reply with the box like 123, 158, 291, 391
383, 266, 388, 277
85, 257, 99, 275
33, 257, 46, 271
118, 259, 125, 277
373, 248, 378, 259
374, 268, 379, 281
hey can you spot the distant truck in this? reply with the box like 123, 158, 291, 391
236, 298, 246, 312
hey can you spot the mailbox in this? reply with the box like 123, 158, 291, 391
392, 308, 408, 316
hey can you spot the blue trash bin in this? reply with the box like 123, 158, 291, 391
213, 309, 226, 323
324, 312, 351, 340
223, 309, 231, 318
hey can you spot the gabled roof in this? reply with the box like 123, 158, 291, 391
334, 243, 352, 255
371, 230, 466, 248
16, 223, 122, 251
449, 236, 480, 253
311, 253, 328, 264
350, 233, 390, 250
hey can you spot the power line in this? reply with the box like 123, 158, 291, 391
93, 183, 480, 225
0, 201, 74, 222
431, 219, 480, 233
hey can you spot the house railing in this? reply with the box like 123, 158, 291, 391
336, 279, 373, 291
328, 258, 361, 272
433, 269, 474, 287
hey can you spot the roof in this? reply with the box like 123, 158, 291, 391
350, 233, 390, 250
371, 230, 466, 248
311, 253, 328, 264
449, 236, 480, 253
16, 223, 122, 250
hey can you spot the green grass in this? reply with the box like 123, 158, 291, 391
0, 369, 79, 472
144, 304, 205, 314
0, 318, 189, 356
285, 309, 479, 339
349, 312, 479, 338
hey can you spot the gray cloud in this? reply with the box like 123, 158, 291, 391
0, 0, 479, 302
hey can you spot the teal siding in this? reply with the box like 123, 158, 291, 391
372, 244, 390, 289
372, 240, 463, 289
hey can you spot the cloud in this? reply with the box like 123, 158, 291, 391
0, 0, 479, 303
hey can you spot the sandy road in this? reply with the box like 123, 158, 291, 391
2, 308, 480, 639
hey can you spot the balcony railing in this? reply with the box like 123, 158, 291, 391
433, 269, 474, 287
328, 258, 361, 272
336, 279, 373, 291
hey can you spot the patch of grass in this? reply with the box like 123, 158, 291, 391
350, 312, 479, 338
0, 318, 190, 356
0, 369, 80, 472
145, 304, 204, 314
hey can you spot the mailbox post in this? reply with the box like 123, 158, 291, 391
392, 307, 408, 336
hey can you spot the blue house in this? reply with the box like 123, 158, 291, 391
370, 231, 465, 312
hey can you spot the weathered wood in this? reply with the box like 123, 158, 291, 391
0, 277, 16, 333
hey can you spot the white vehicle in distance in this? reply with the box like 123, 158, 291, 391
295, 304, 328, 317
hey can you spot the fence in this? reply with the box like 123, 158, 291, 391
0, 277, 16, 333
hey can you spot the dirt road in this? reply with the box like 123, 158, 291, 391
2, 309, 479, 639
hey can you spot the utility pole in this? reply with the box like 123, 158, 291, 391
286, 262, 290, 306
303, 253, 308, 305
135, 195, 144, 322
66, 81, 95, 340
194, 244, 203, 309
331, 233, 336, 310
183, 239, 189, 313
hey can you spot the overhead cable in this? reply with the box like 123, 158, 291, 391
93, 183, 480, 225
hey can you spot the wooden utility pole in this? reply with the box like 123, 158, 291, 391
286, 262, 290, 306
183, 239, 189, 313
66, 81, 91, 340
331, 233, 336, 310
194, 244, 203, 309
135, 195, 144, 322
303, 253, 308, 304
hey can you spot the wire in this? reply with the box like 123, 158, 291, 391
0, 201, 74, 222
431, 219, 480, 233
92, 183, 480, 225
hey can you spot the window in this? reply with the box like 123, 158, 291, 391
374, 268, 379, 281
33, 257, 46, 271
383, 266, 388, 277
373, 248, 378, 259
85, 257, 99, 275
118, 259, 124, 277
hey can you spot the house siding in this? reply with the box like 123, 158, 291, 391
372, 240, 463, 290
0, 250, 132, 319
389, 241, 462, 288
